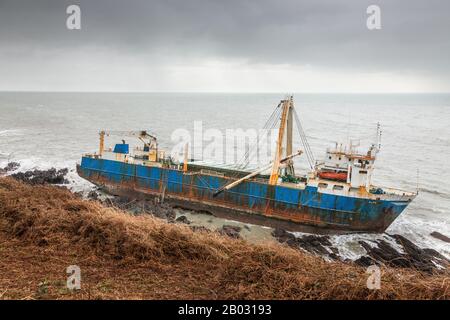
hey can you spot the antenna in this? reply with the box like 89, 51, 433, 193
369, 122, 382, 157
346, 108, 351, 147
377, 122, 382, 150
416, 168, 420, 195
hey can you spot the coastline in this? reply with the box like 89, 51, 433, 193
0, 175, 448, 299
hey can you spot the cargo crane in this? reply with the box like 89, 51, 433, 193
213, 95, 306, 196
99, 130, 158, 157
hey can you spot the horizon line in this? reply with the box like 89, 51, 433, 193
1, 90, 450, 94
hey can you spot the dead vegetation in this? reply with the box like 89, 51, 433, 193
0, 177, 448, 300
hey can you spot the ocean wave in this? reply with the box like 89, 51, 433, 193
431, 136, 450, 147
0, 157, 94, 193
388, 215, 450, 259
0, 129, 24, 137
418, 187, 450, 200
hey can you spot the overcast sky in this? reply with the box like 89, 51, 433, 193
1, 0, 449, 92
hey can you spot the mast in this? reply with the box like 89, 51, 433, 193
285, 100, 295, 176
212, 96, 301, 197
99, 131, 105, 156
183, 143, 189, 173
269, 96, 294, 185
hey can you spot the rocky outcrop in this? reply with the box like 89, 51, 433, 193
101, 196, 176, 222
430, 231, 450, 243
87, 190, 100, 200
0, 161, 20, 174
175, 215, 191, 224
11, 168, 69, 185
217, 225, 242, 239
189, 225, 211, 233
355, 234, 449, 272
272, 228, 449, 272
272, 228, 338, 259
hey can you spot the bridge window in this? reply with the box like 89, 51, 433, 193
318, 183, 328, 188
333, 185, 344, 191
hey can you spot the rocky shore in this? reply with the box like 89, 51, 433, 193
2, 162, 449, 274
271, 228, 449, 273
0, 174, 448, 299
0, 162, 68, 185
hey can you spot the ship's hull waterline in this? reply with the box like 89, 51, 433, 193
77, 157, 410, 234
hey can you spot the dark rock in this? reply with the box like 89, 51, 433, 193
0, 161, 20, 174
423, 248, 449, 263
358, 234, 449, 273
102, 196, 177, 222
190, 226, 211, 233
87, 190, 99, 200
11, 168, 69, 185
298, 235, 333, 257
328, 246, 339, 255
358, 240, 412, 269
271, 228, 337, 259
271, 229, 447, 272
149, 202, 176, 221
328, 253, 340, 260
272, 228, 295, 242
217, 225, 242, 239
73, 191, 83, 198
196, 210, 213, 215
354, 256, 378, 268
391, 234, 449, 270
176, 207, 212, 216
175, 215, 191, 224
430, 231, 450, 243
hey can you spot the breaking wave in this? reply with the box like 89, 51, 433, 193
0, 129, 24, 136
419, 187, 450, 200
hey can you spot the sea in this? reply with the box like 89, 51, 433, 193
0, 92, 449, 259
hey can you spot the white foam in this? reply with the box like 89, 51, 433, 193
1, 157, 95, 193
0, 129, 24, 136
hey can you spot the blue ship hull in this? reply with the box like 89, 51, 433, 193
77, 156, 411, 233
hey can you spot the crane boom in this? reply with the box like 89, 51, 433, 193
102, 130, 157, 141
269, 96, 293, 185
213, 150, 302, 197
98, 130, 158, 156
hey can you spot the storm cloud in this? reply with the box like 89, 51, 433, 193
0, 0, 449, 92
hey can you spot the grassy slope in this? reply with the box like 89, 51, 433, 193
0, 177, 448, 300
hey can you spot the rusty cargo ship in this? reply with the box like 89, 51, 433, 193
77, 96, 416, 233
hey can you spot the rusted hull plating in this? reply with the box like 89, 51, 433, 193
77, 157, 411, 233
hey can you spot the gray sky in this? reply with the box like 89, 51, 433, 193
1, 0, 449, 92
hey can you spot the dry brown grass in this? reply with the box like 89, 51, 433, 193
0, 177, 448, 300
